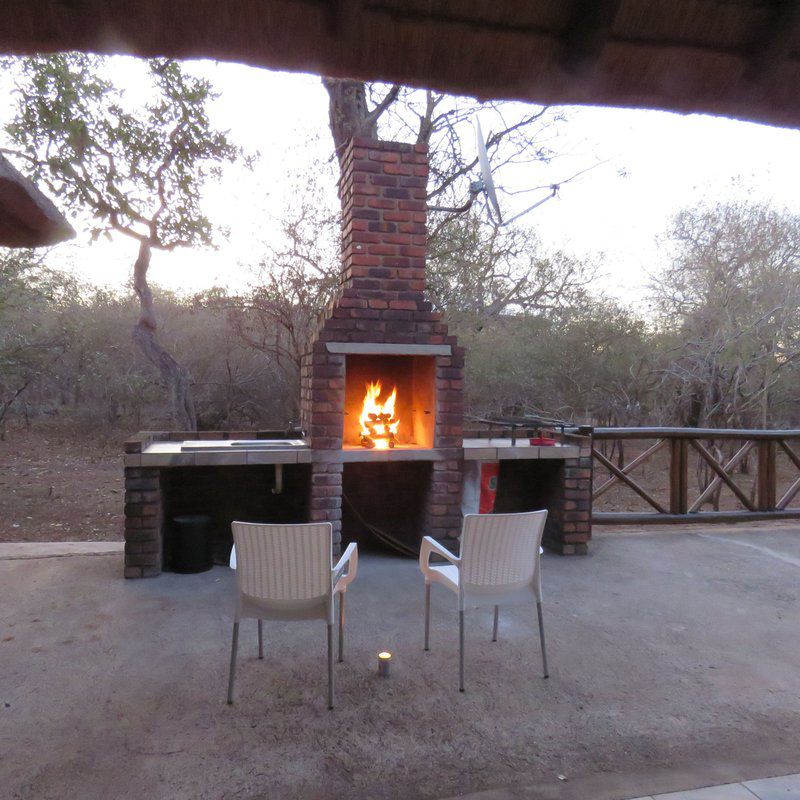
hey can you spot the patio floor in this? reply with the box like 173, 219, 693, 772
3, 525, 800, 800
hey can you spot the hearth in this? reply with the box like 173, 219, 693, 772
344, 353, 436, 450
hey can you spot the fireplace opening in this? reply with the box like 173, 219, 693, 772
341, 461, 432, 554
344, 354, 436, 449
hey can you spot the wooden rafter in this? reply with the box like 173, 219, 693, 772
592, 438, 666, 499
689, 440, 756, 511
592, 447, 667, 514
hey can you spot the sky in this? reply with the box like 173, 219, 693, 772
19, 58, 800, 308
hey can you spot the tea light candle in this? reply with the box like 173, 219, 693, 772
377, 651, 392, 677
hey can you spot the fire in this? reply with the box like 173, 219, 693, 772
359, 381, 400, 449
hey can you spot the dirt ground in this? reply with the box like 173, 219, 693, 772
0, 422, 124, 543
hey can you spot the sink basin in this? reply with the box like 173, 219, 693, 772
180, 439, 306, 451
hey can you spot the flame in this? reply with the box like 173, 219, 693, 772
359, 381, 400, 449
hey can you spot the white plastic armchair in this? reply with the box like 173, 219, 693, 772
227, 521, 358, 709
419, 509, 548, 692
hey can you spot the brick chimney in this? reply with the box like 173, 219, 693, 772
300, 138, 465, 551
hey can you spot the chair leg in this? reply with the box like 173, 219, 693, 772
227, 621, 240, 705
338, 592, 345, 663
536, 600, 549, 679
492, 605, 499, 642
257, 619, 264, 660
424, 582, 431, 651
459, 609, 465, 692
327, 622, 334, 710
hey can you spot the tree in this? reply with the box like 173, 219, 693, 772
0, 249, 69, 433
651, 199, 800, 429
458, 295, 650, 423
321, 78, 567, 228
427, 212, 595, 326
207, 156, 341, 409
3, 54, 243, 429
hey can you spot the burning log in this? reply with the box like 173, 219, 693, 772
359, 380, 400, 449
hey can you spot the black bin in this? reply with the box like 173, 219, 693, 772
171, 514, 214, 574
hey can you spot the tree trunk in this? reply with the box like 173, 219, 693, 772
322, 78, 378, 163
132, 239, 197, 431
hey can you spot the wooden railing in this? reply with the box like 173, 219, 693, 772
591, 427, 800, 524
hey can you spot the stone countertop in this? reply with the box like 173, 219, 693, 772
125, 441, 313, 467
462, 438, 581, 461
124, 439, 581, 467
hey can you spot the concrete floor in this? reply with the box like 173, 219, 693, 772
3, 526, 800, 800
627, 771, 800, 799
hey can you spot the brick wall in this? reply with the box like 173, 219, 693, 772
544, 437, 593, 555
123, 466, 163, 578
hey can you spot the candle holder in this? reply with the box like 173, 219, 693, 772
377, 651, 392, 677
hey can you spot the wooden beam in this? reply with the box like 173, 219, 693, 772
561, 0, 622, 75
757, 439, 777, 511
688, 441, 754, 513
592, 447, 667, 514
593, 427, 800, 441
778, 439, 800, 471
689, 439, 756, 511
669, 438, 689, 515
592, 438, 665, 499
746, 0, 800, 83
593, 510, 800, 525
777, 475, 800, 509
776, 440, 800, 509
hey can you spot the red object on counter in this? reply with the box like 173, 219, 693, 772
529, 437, 556, 446
479, 462, 499, 513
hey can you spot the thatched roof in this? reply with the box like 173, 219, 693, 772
0, 155, 75, 248
1, 0, 799, 129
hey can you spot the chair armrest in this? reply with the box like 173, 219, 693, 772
332, 542, 358, 590
419, 535, 460, 579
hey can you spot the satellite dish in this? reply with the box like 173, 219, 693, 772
428, 115, 560, 226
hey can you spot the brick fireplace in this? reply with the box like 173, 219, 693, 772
121, 137, 595, 578
299, 138, 465, 553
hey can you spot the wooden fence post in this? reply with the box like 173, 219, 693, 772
757, 440, 776, 511
669, 437, 688, 514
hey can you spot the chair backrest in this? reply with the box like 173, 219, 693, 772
460, 510, 547, 588
231, 521, 332, 601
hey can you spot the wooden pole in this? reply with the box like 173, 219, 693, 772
669, 438, 688, 515
757, 440, 776, 511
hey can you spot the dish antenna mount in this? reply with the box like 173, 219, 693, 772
428, 117, 559, 225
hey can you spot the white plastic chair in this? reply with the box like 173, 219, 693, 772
419, 510, 548, 692
227, 521, 358, 709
